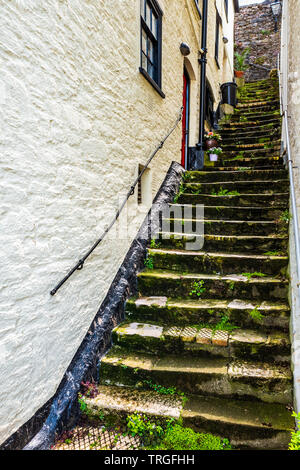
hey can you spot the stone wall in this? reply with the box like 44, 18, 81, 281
235, 0, 281, 81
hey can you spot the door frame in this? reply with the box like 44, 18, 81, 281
181, 67, 190, 169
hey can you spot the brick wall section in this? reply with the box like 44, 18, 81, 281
235, 0, 281, 81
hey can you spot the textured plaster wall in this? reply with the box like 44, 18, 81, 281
0, 0, 194, 445
281, 0, 300, 413
0, 0, 234, 444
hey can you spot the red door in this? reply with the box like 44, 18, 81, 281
181, 70, 190, 168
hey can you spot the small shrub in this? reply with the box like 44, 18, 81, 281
289, 412, 300, 450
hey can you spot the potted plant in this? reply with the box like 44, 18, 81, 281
207, 147, 223, 162
234, 48, 250, 78
204, 131, 222, 150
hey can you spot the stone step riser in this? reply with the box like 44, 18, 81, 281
183, 181, 289, 194
164, 219, 282, 236
138, 273, 288, 301
221, 145, 281, 153
221, 135, 281, 145
100, 358, 292, 405
219, 157, 283, 168
112, 327, 290, 364
220, 128, 281, 136
83, 386, 294, 450
126, 300, 290, 332
178, 193, 288, 207
150, 248, 288, 275
201, 206, 283, 221
185, 170, 287, 183
221, 120, 280, 129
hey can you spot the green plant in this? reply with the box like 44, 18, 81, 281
127, 413, 165, 447
234, 48, 250, 71
242, 272, 267, 281
144, 256, 154, 269
204, 131, 222, 142
212, 187, 241, 196
173, 183, 186, 203
280, 210, 292, 224
189, 280, 206, 298
207, 147, 223, 156
264, 251, 280, 256
249, 307, 265, 322
289, 412, 300, 450
229, 281, 235, 291
150, 239, 160, 249
144, 380, 177, 396
149, 424, 232, 451
213, 314, 238, 333
261, 29, 271, 36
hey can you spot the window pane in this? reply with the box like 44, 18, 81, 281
147, 60, 154, 79
147, 38, 154, 62
146, 2, 151, 28
142, 29, 147, 54
141, 0, 146, 20
152, 14, 158, 38
142, 52, 147, 70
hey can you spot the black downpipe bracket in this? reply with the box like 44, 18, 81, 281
194, 0, 208, 170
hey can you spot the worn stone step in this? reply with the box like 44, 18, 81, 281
220, 134, 281, 145
220, 127, 281, 138
237, 99, 279, 109
138, 270, 288, 301
182, 394, 292, 450
126, 297, 290, 331
164, 218, 285, 236
178, 192, 288, 207
221, 118, 281, 129
169, 203, 286, 221
221, 146, 281, 158
185, 169, 287, 183
219, 156, 283, 168
149, 247, 288, 274
231, 114, 281, 124
84, 385, 293, 450
221, 141, 281, 152
183, 180, 289, 194
111, 322, 290, 364
207, 165, 284, 172
100, 349, 292, 404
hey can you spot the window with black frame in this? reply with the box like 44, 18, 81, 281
215, 11, 221, 68
224, 0, 228, 21
140, 0, 164, 96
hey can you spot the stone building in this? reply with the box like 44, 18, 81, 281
235, 0, 281, 81
0, 0, 238, 448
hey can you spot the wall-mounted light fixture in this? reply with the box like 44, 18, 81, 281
180, 42, 191, 56
223, 36, 229, 44
270, 1, 282, 33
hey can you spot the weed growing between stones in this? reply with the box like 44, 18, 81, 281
126, 414, 232, 450
249, 307, 265, 322
289, 412, 300, 450
144, 256, 154, 270
242, 272, 267, 281
189, 280, 206, 298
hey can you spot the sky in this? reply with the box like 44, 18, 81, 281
239, 0, 265, 6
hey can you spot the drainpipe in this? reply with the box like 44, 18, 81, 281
195, 0, 208, 170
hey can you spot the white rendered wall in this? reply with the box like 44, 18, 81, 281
0, 0, 235, 444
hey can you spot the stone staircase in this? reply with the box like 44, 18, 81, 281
83, 78, 294, 450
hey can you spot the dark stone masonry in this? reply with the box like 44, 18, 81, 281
235, 0, 281, 81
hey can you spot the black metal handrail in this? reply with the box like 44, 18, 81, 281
50, 107, 184, 296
